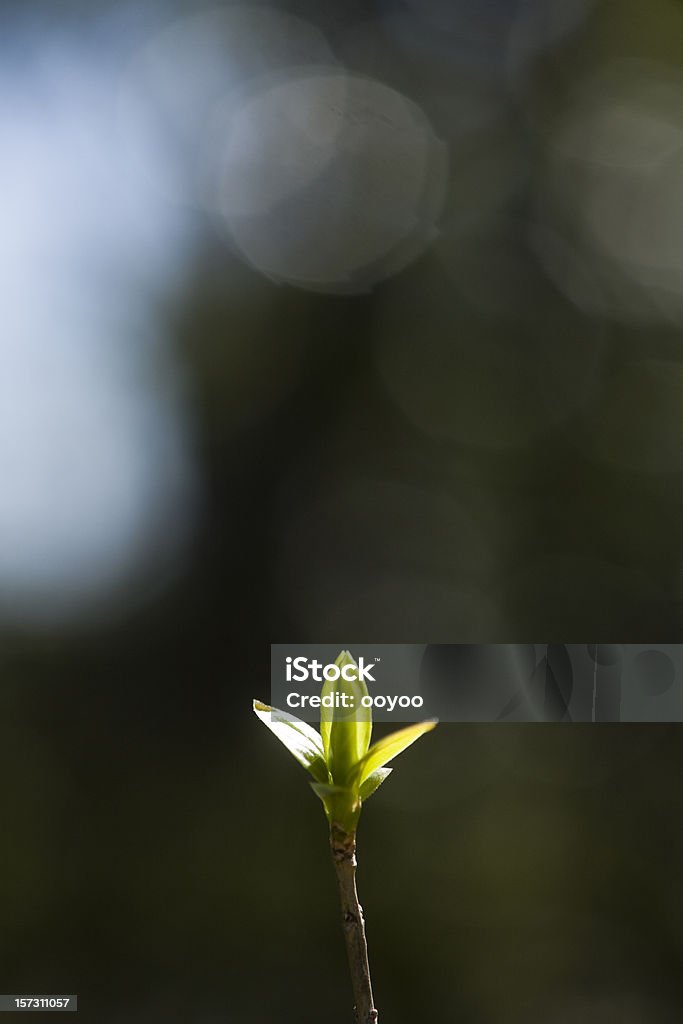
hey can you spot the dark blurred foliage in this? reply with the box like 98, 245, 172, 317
1, 0, 682, 1020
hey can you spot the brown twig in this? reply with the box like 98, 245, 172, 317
330, 824, 378, 1024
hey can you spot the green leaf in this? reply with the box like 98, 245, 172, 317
253, 701, 329, 784
359, 767, 392, 802
356, 720, 438, 785
321, 650, 372, 786
321, 650, 355, 761
310, 782, 349, 802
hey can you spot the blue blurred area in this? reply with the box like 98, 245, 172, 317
0, 4, 199, 622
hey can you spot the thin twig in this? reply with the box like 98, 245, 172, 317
330, 824, 378, 1024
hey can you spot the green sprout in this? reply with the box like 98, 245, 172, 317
253, 649, 437, 1024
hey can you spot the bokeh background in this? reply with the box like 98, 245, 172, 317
1, 0, 682, 1021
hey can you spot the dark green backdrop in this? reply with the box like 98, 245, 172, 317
1, 0, 682, 1020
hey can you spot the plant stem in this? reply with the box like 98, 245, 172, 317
329, 824, 378, 1024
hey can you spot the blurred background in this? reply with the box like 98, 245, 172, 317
1, 0, 682, 1020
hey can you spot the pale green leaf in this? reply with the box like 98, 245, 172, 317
320, 650, 372, 785
356, 720, 438, 785
253, 700, 329, 784
321, 650, 352, 759
359, 767, 392, 801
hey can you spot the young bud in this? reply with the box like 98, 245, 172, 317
320, 650, 372, 786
